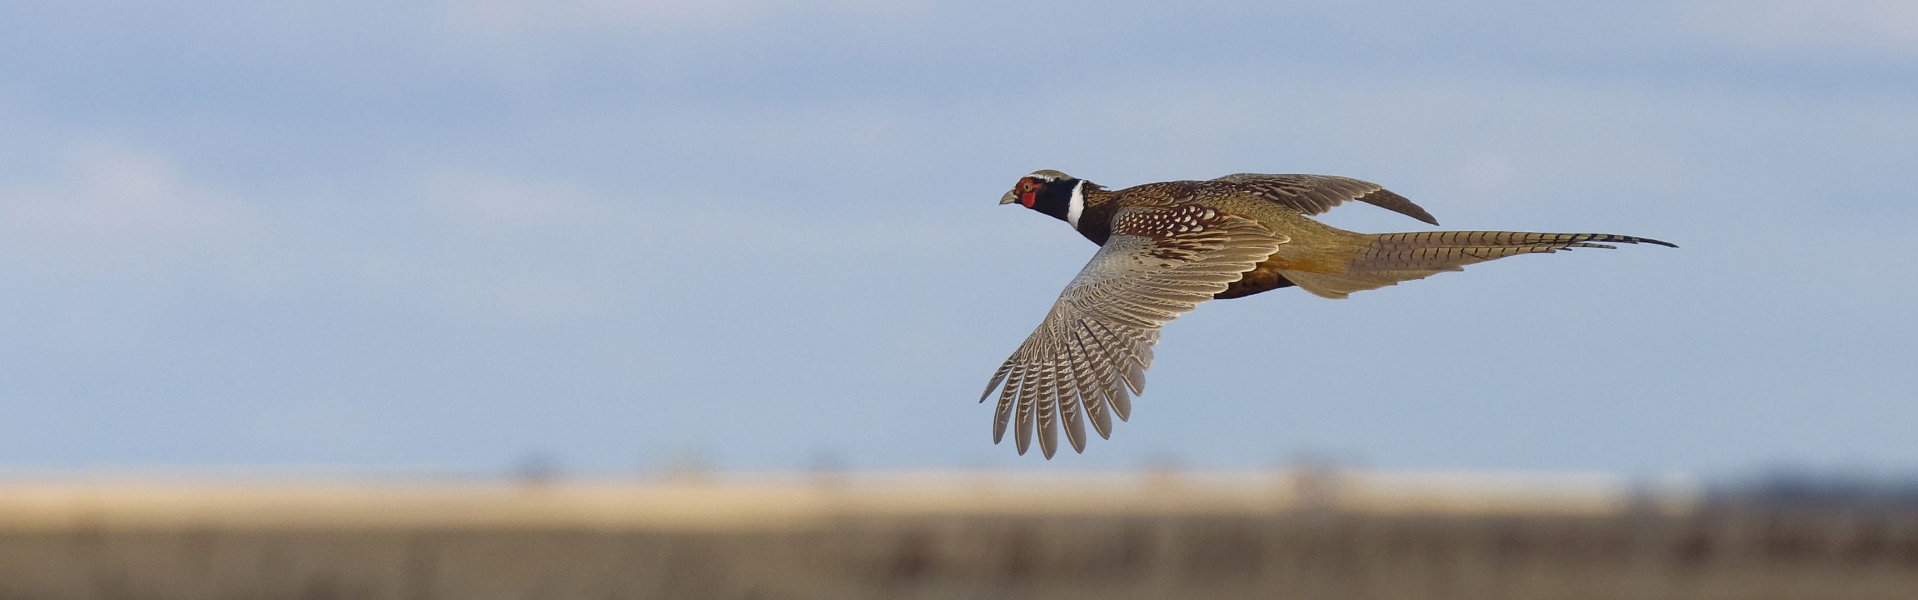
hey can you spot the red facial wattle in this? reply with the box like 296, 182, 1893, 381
1018, 178, 1038, 207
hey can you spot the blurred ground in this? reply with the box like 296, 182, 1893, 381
1, 470, 1914, 599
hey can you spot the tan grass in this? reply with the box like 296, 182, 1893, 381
0, 469, 1676, 532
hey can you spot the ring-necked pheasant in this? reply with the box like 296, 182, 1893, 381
982, 170, 1674, 458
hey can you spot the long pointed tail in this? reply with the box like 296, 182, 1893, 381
1280, 231, 1676, 299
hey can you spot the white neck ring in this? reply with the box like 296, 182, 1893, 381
1065, 180, 1086, 229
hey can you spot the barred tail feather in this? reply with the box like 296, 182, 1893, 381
1281, 231, 1674, 299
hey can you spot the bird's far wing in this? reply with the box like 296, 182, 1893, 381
1211, 173, 1440, 226
980, 206, 1287, 458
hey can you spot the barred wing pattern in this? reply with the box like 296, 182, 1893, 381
980, 208, 1288, 458
1212, 173, 1440, 226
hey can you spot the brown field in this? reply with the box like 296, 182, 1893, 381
0, 470, 1914, 600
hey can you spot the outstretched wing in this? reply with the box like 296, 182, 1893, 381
980, 206, 1288, 458
1212, 173, 1440, 226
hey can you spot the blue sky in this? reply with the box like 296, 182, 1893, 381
1, 0, 1914, 476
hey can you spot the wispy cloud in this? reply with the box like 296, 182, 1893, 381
419, 170, 599, 231
1687, 0, 1918, 56
437, 0, 927, 38
0, 146, 256, 250
0, 146, 265, 354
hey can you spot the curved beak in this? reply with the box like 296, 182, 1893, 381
999, 190, 1019, 205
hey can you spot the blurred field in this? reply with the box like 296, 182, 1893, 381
1, 470, 1914, 600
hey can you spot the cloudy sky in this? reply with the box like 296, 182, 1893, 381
1, 0, 1913, 477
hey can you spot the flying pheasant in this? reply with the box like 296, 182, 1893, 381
982, 170, 1673, 458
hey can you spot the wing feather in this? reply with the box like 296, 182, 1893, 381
1084, 319, 1138, 421
1058, 362, 1089, 454
1013, 371, 1035, 454
1034, 362, 1060, 459
1064, 329, 1114, 440
992, 363, 1023, 443
1212, 173, 1439, 226
979, 210, 1286, 456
